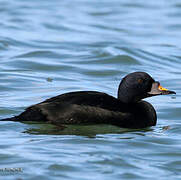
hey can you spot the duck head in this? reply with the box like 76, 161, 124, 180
118, 72, 176, 104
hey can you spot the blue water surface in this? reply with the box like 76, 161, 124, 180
0, 0, 181, 179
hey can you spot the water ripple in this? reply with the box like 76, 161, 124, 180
0, 0, 181, 180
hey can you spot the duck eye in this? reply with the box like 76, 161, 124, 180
137, 79, 143, 84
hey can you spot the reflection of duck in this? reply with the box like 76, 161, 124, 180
1, 72, 176, 128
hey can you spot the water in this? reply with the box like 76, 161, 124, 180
0, 0, 181, 179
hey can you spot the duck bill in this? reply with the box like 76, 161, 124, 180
148, 82, 176, 96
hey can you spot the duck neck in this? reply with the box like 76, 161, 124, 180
117, 88, 135, 104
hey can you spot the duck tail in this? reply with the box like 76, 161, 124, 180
0, 116, 19, 121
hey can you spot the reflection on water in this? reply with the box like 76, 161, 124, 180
0, 0, 181, 179
23, 122, 153, 137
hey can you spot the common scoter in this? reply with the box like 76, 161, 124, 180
1, 72, 176, 128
